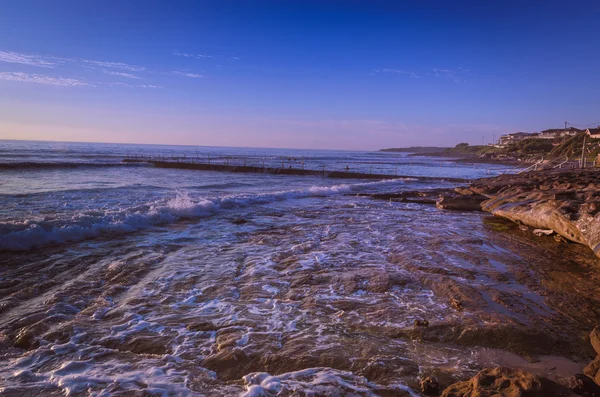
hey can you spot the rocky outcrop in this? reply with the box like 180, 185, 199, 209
472, 170, 600, 257
436, 192, 486, 211
440, 367, 577, 397
569, 374, 600, 396
591, 327, 600, 355
583, 327, 600, 388
584, 357, 600, 387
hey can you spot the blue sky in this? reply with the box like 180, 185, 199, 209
1, 0, 599, 150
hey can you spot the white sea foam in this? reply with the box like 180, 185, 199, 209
0, 179, 402, 251
241, 367, 420, 397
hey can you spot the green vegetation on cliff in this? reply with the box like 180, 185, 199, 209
441, 133, 600, 162
549, 133, 600, 159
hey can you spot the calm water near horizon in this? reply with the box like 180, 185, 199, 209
1, 140, 597, 395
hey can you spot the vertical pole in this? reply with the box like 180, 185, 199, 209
581, 135, 586, 168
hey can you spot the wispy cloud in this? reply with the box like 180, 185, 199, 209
172, 71, 203, 78
0, 51, 56, 68
81, 59, 145, 72
375, 66, 472, 82
0, 71, 90, 86
104, 70, 142, 79
432, 68, 454, 78
0, 49, 200, 89
173, 50, 213, 59
374, 69, 419, 78
103, 82, 162, 89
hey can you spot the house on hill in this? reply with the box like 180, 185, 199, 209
498, 132, 536, 146
537, 127, 582, 139
585, 127, 600, 139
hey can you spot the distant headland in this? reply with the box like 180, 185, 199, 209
380, 127, 600, 166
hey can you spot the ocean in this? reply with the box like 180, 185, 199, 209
0, 140, 594, 396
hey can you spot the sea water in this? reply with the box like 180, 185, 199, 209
0, 140, 594, 396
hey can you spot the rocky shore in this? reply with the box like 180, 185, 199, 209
361, 169, 600, 395
366, 169, 600, 259
471, 169, 600, 258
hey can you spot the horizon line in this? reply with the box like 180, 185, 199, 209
0, 138, 376, 153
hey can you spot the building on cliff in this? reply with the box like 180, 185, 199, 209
537, 127, 582, 139
585, 127, 600, 139
498, 132, 536, 146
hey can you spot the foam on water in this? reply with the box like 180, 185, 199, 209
0, 179, 402, 251
241, 368, 421, 397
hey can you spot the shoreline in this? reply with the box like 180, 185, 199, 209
361, 168, 600, 395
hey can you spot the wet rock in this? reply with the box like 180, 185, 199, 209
591, 327, 600, 355
13, 329, 37, 350
555, 234, 568, 243
441, 367, 576, 397
474, 170, 600, 258
356, 355, 420, 384
569, 374, 600, 396
202, 348, 257, 381
364, 188, 450, 205
101, 334, 172, 355
449, 298, 463, 311
420, 376, 439, 395
186, 320, 216, 332
584, 356, 600, 386
436, 193, 485, 211
231, 218, 248, 225
414, 319, 429, 327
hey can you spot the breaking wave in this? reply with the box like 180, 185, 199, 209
0, 179, 402, 251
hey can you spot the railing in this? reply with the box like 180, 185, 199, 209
124, 153, 501, 177
517, 155, 544, 174
552, 156, 570, 169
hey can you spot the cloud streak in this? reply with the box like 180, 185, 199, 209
0, 49, 208, 89
0, 51, 56, 68
104, 71, 142, 79
375, 66, 472, 82
172, 71, 203, 78
0, 72, 90, 86
376, 68, 419, 78
173, 50, 213, 59
81, 59, 146, 72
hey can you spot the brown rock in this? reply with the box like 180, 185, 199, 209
421, 376, 439, 395
584, 356, 600, 386
414, 319, 430, 327
449, 298, 463, 311
436, 194, 485, 211
569, 374, 600, 397
591, 327, 600, 355
101, 334, 172, 355
474, 170, 600, 258
441, 367, 576, 397
13, 329, 37, 350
